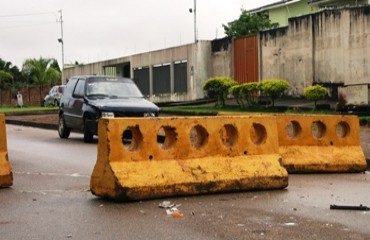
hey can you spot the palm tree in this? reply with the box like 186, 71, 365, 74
0, 58, 23, 89
22, 57, 61, 86
22, 57, 61, 106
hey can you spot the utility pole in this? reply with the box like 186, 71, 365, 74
189, 0, 197, 99
189, 0, 197, 42
57, 10, 65, 85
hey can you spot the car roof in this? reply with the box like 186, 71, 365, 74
70, 75, 123, 78
69, 75, 132, 81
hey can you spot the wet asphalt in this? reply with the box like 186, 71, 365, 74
1, 112, 369, 240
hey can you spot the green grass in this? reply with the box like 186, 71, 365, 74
160, 104, 336, 115
0, 105, 58, 114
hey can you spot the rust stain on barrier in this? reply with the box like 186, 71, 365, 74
277, 114, 367, 173
0, 114, 12, 187
90, 116, 288, 201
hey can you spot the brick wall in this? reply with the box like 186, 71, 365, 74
0, 85, 52, 107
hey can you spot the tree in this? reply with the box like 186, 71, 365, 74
50, 59, 61, 73
203, 77, 237, 107
0, 58, 24, 89
223, 10, 279, 38
0, 71, 13, 89
303, 85, 328, 110
260, 79, 290, 108
22, 57, 61, 85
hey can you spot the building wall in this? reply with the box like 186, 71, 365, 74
0, 85, 52, 107
210, 38, 233, 78
261, 6, 370, 97
211, 47, 233, 78
314, 8, 370, 85
63, 41, 214, 103
267, 0, 318, 26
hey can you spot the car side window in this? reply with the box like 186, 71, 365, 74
64, 78, 78, 97
73, 79, 85, 97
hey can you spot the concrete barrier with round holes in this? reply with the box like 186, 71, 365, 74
90, 116, 288, 201
277, 114, 367, 173
0, 114, 12, 187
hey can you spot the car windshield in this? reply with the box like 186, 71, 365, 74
86, 78, 143, 98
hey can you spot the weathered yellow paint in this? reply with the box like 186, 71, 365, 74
276, 114, 367, 173
90, 116, 288, 201
0, 114, 12, 187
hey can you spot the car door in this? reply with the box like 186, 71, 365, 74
61, 78, 77, 125
66, 78, 86, 131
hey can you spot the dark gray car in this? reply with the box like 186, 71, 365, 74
58, 75, 160, 142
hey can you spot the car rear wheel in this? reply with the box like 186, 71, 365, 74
83, 118, 94, 143
58, 114, 71, 139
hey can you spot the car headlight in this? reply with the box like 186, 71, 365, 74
144, 112, 155, 117
102, 112, 115, 118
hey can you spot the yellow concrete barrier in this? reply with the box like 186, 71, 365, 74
277, 114, 367, 173
0, 114, 12, 187
90, 116, 288, 201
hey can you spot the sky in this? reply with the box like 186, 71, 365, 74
0, 0, 276, 68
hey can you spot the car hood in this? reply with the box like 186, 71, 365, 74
87, 97, 160, 113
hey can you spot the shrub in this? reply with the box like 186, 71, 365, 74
260, 79, 290, 107
241, 82, 260, 106
230, 82, 261, 109
303, 85, 328, 109
230, 85, 245, 108
203, 77, 237, 106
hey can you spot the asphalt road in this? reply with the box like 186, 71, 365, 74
0, 125, 369, 240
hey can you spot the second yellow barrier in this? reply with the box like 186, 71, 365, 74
0, 114, 12, 187
90, 116, 288, 201
277, 114, 367, 173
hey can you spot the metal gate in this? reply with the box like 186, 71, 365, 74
234, 35, 258, 84
133, 67, 150, 96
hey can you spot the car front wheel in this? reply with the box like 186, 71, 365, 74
58, 114, 71, 139
83, 118, 94, 143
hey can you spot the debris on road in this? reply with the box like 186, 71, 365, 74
159, 201, 184, 218
330, 204, 370, 211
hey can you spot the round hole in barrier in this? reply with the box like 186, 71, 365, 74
250, 123, 267, 145
219, 124, 238, 148
285, 120, 302, 139
190, 125, 209, 150
157, 126, 177, 150
336, 121, 350, 138
122, 126, 143, 151
311, 121, 326, 139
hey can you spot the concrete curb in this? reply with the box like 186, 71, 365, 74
5, 119, 58, 130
